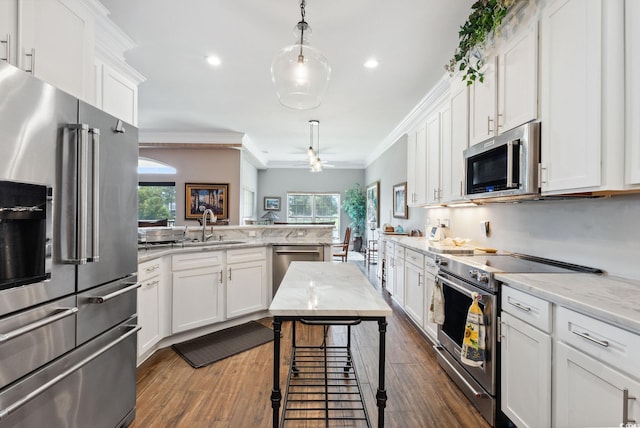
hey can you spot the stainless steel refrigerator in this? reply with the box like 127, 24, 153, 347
0, 61, 139, 427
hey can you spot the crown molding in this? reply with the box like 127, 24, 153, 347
365, 73, 450, 167
139, 130, 245, 145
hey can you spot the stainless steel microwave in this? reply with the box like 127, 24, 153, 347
464, 121, 541, 201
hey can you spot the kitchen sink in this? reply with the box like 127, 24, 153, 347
181, 240, 246, 247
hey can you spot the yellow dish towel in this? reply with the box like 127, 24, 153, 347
461, 292, 486, 367
428, 279, 445, 325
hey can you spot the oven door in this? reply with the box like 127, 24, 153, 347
436, 273, 497, 395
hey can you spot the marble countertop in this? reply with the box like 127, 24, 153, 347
379, 236, 476, 256
496, 273, 640, 334
269, 262, 392, 317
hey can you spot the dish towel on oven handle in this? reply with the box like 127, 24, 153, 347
428, 277, 445, 325
461, 292, 486, 367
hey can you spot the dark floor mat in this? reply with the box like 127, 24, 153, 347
172, 321, 274, 368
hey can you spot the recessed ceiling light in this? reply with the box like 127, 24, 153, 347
206, 56, 221, 67
364, 58, 379, 69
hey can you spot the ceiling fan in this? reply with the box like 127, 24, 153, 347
305, 120, 334, 171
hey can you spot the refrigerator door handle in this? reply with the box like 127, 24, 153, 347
66, 123, 89, 265
88, 127, 100, 262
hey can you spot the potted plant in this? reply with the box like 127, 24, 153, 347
342, 183, 367, 252
445, 0, 517, 85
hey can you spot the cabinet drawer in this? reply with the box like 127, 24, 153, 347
172, 251, 223, 271
227, 247, 266, 264
139, 258, 162, 282
405, 248, 424, 268
501, 286, 552, 333
556, 306, 640, 379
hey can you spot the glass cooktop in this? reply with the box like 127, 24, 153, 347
455, 254, 602, 274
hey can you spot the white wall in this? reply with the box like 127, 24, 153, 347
421, 195, 640, 280
257, 168, 365, 241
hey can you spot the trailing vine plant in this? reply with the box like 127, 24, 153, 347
445, 0, 516, 85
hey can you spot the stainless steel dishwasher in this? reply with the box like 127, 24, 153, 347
272, 245, 324, 297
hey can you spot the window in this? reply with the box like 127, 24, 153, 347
287, 192, 340, 239
138, 182, 176, 225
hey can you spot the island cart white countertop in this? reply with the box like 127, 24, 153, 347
269, 262, 392, 318
269, 262, 392, 427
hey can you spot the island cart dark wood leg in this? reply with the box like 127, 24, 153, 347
377, 317, 388, 428
271, 318, 282, 428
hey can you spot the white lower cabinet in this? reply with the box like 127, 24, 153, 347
500, 285, 640, 428
500, 286, 552, 428
137, 258, 164, 358
404, 256, 424, 326
226, 247, 268, 319
500, 311, 552, 428
171, 251, 224, 333
392, 246, 405, 306
554, 341, 640, 428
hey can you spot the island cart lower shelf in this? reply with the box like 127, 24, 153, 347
280, 321, 370, 427
269, 262, 393, 428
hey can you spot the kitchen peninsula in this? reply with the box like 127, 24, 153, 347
136, 224, 334, 364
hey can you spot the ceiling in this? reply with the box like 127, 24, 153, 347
99, 0, 474, 169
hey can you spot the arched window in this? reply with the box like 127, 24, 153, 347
137, 157, 176, 175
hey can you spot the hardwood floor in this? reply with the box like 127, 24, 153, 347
131, 261, 490, 428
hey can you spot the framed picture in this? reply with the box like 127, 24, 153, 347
185, 183, 228, 220
366, 181, 380, 229
393, 182, 408, 219
263, 196, 281, 211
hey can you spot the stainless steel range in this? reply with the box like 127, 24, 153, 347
433, 253, 601, 427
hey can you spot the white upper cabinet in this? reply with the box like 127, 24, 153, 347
626, 0, 640, 186
0, 0, 17, 65
20, 0, 96, 102
407, 127, 427, 207
442, 78, 468, 203
498, 16, 538, 134
469, 58, 498, 146
470, 4, 538, 147
425, 107, 442, 205
540, 0, 626, 194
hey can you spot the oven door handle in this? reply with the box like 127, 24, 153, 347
0, 324, 140, 421
0, 307, 78, 343
437, 274, 476, 299
433, 345, 489, 399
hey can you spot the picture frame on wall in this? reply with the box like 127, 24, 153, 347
393, 182, 408, 219
263, 196, 281, 211
366, 181, 380, 229
185, 183, 229, 220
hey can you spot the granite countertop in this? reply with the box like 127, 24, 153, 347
269, 262, 392, 317
380, 235, 476, 256
495, 272, 640, 334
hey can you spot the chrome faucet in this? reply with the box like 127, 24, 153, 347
202, 209, 216, 241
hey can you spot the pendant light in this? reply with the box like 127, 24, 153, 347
308, 120, 323, 172
271, 0, 331, 110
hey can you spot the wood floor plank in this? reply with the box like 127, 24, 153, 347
130, 261, 490, 428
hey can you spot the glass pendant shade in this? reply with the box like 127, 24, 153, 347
271, 43, 331, 110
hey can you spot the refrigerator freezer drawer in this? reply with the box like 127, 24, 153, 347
76, 275, 138, 345
0, 318, 139, 428
0, 295, 76, 390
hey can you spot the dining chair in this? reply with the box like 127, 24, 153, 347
332, 227, 351, 262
